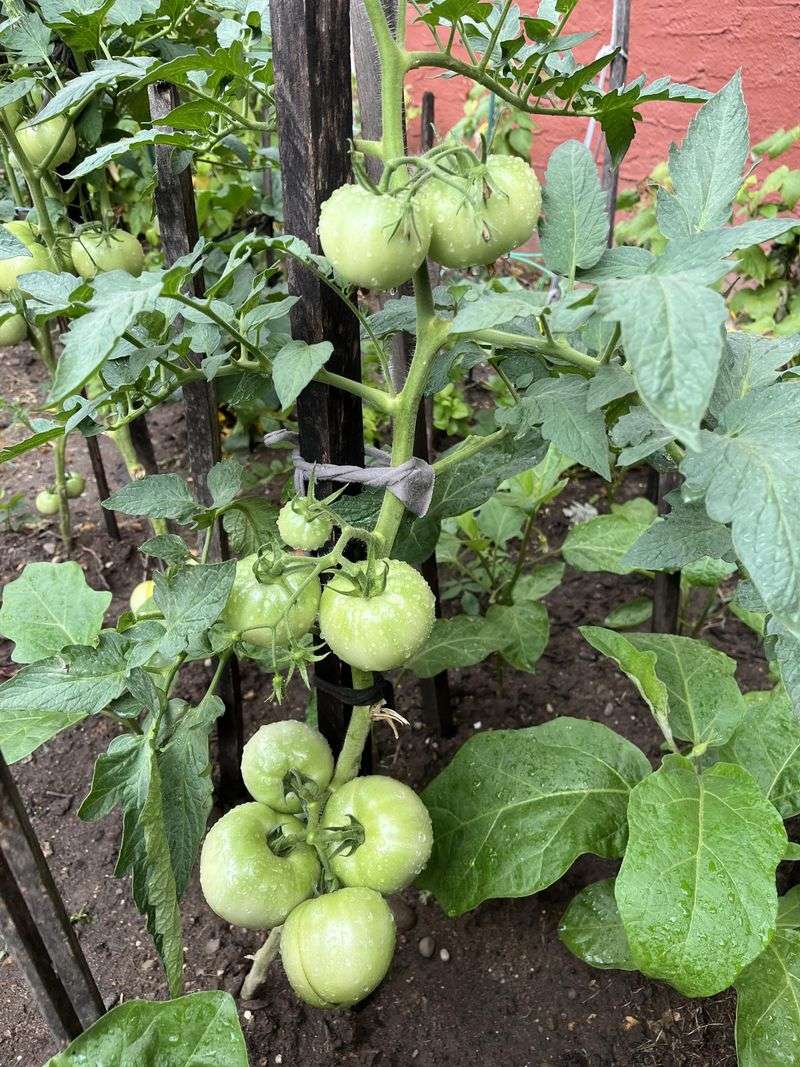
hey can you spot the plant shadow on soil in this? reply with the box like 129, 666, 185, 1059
1, 340, 790, 1066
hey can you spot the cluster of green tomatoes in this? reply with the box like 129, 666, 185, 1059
35, 471, 85, 514
318, 150, 542, 291
200, 719, 433, 1009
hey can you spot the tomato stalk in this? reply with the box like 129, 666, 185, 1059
330, 667, 375, 789
240, 926, 282, 1001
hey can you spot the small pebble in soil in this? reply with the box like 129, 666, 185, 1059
418, 935, 436, 958
439, 948, 450, 962
390, 897, 416, 933
473, 721, 482, 729
567, 988, 578, 1000
603, 702, 614, 717
204, 938, 221, 955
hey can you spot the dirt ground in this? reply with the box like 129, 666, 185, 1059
0, 339, 781, 1066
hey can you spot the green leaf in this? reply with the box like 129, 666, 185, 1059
513, 560, 565, 602
140, 535, 190, 566
681, 383, 800, 641
64, 130, 191, 180
153, 562, 236, 659
578, 245, 655, 282
0, 631, 129, 763
501, 377, 611, 479
621, 492, 734, 571
487, 601, 549, 673
104, 474, 198, 522
50, 272, 166, 402
450, 291, 547, 334
735, 928, 800, 1067
271, 339, 332, 408
710, 331, 799, 418
716, 688, 800, 818
618, 632, 746, 747
656, 74, 748, 239
597, 273, 727, 447
558, 878, 636, 970
418, 717, 651, 916
539, 140, 608, 279
475, 496, 524, 546
617, 755, 786, 998
80, 733, 183, 995
158, 698, 223, 897
580, 626, 674, 746
44, 991, 248, 1067
0, 422, 64, 465
778, 886, 800, 929
405, 615, 506, 678
0, 77, 37, 111
30, 59, 151, 125
222, 497, 278, 556
562, 498, 657, 575
603, 596, 652, 630
206, 458, 245, 508
429, 431, 546, 520
585, 362, 636, 411
0, 561, 110, 664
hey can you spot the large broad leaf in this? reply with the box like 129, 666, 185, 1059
30, 58, 152, 124
616, 755, 786, 998
271, 339, 332, 408
561, 497, 656, 574
538, 140, 608, 280
597, 273, 727, 448
64, 130, 191, 180
0, 632, 129, 762
104, 473, 198, 522
735, 928, 800, 1067
681, 383, 800, 642
0, 561, 110, 664
656, 74, 749, 239
44, 991, 248, 1067
710, 331, 799, 418
580, 626, 673, 747
405, 615, 506, 678
616, 632, 746, 748
450, 291, 547, 334
621, 491, 734, 571
558, 878, 635, 971
486, 600, 549, 673
79, 733, 183, 996
153, 562, 236, 659
418, 717, 651, 916
716, 688, 800, 818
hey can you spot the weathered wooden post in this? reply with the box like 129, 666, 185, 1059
271, 1, 366, 753
600, 0, 632, 241
0, 752, 104, 1043
148, 83, 245, 804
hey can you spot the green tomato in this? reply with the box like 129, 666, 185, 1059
15, 116, 76, 169
35, 489, 59, 515
322, 775, 433, 894
417, 155, 541, 268
242, 720, 334, 813
280, 887, 395, 1008
0, 314, 27, 345
65, 472, 85, 499
221, 554, 321, 649
319, 184, 431, 291
0, 222, 54, 294
130, 580, 155, 615
200, 802, 320, 930
277, 499, 333, 551
72, 230, 145, 279
318, 559, 435, 672
482, 155, 541, 259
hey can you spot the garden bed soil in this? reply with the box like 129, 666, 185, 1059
0, 339, 777, 1066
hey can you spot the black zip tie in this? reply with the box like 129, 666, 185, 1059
313, 673, 394, 708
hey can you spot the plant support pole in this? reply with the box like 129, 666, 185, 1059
0, 752, 104, 1043
271, 0, 365, 755
647, 469, 681, 633
148, 82, 245, 807
600, 0, 631, 243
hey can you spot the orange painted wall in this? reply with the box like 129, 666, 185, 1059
405, 1, 800, 183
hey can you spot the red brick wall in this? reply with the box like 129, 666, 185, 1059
405, 1, 800, 183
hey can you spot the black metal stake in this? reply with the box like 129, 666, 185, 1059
272, 0, 365, 754
148, 82, 245, 806
0, 752, 104, 1044
647, 469, 682, 633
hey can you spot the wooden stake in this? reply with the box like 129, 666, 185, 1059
600, 0, 632, 243
647, 469, 681, 634
0, 753, 104, 1043
148, 82, 245, 806
84, 433, 120, 540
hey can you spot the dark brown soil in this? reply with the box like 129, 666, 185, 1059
0, 340, 774, 1067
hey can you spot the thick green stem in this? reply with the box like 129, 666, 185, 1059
330, 668, 374, 789
240, 927, 282, 1001
52, 435, 72, 552
473, 328, 601, 373
1, 142, 25, 205
0, 116, 67, 270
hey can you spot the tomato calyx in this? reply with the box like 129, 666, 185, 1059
314, 815, 366, 860
333, 556, 390, 600
266, 822, 308, 858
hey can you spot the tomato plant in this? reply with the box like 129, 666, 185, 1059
0, 1, 799, 1061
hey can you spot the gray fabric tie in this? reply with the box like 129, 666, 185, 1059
263, 429, 435, 517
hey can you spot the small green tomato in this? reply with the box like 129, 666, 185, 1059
242, 720, 334, 813
65, 472, 86, 499
35, 490, 59, 515
318, 559, 435, 672
15, 116, 76, 169
322, 775, 433, 894
200, 802, 320, 930
71, 230, 145, 279
129, 580, 155, 615
277, 499, 333, 551
280, 887, 396, 1008
0, 221, 54, 294
0, 314, 27, 345
221, 554, 321, 649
